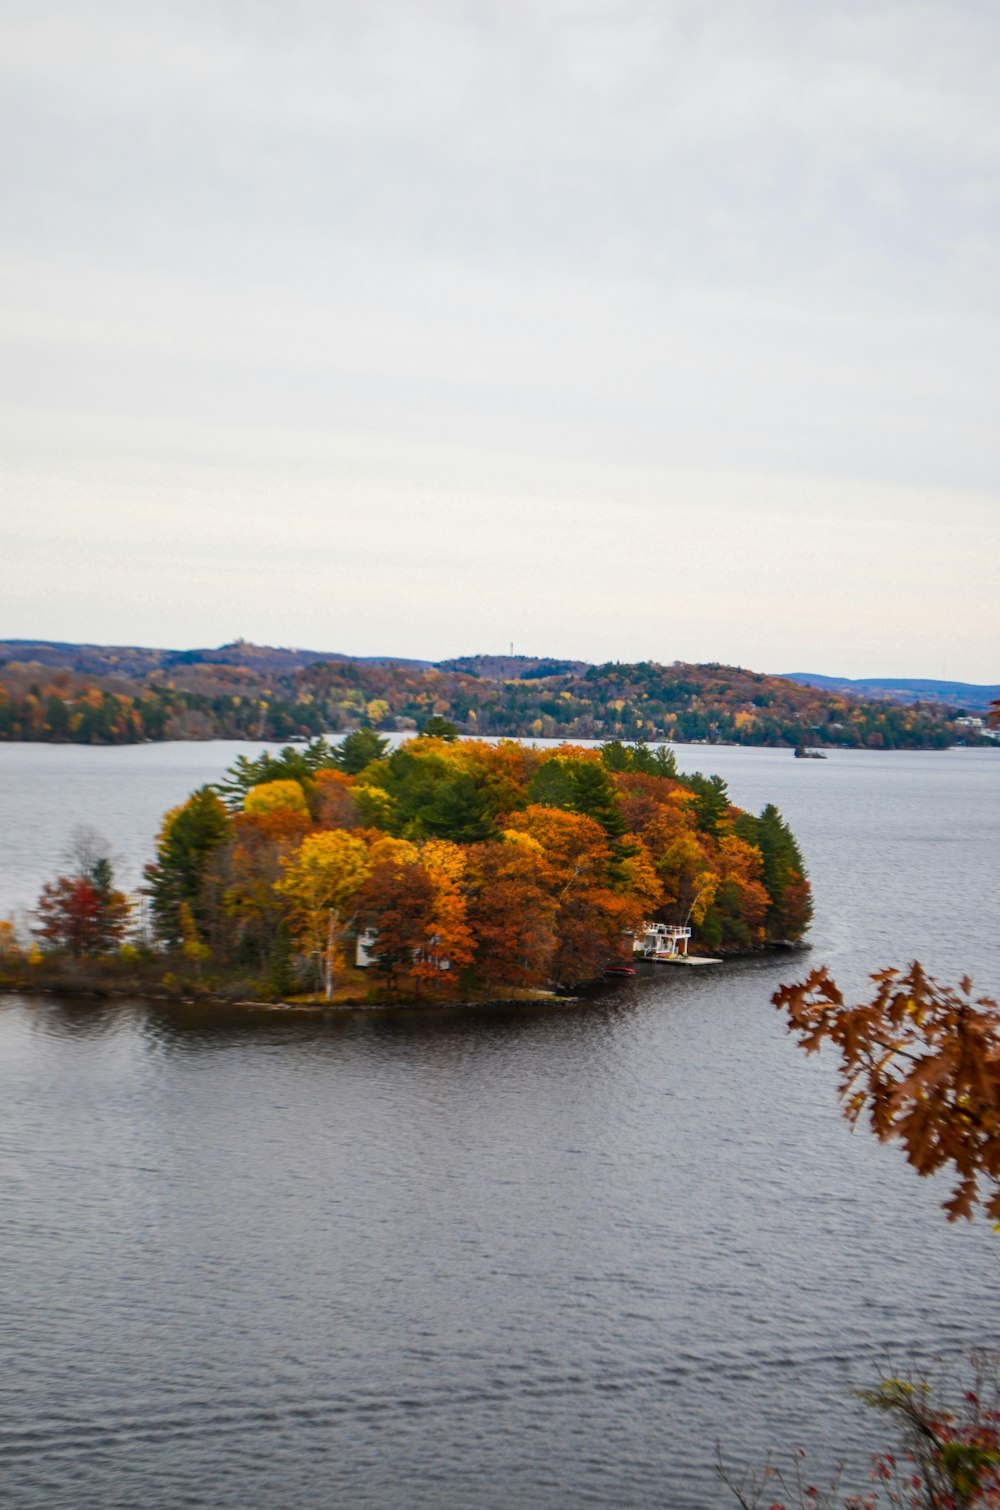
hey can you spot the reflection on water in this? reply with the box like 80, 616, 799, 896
1, 746, 998, 1509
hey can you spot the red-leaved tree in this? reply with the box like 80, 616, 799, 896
33, 846, 131, 958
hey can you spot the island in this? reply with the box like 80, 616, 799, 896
0, 735, 812, 1008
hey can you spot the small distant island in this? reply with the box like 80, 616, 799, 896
0, 734, 812, 1008
0, 638, 997, 749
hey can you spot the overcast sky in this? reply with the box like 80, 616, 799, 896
1, 0, 998, 678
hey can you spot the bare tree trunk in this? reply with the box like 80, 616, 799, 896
324, 911, 335, 1003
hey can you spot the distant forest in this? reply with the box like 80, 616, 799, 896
0, 639, 994, 750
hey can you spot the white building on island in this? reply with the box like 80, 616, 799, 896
633, 922, 692, 960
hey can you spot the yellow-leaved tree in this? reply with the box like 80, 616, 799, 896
243, 779, 310, 821
276, 831, 373, 1001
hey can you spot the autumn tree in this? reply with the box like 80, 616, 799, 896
505, 804, 638, 982
354, 856, 437, 998
276, 830, 375, 1001
465, 834, 558, 991
707, 835, 770, 950
242, 778, 311, 826
618, 837, 665, 918
33, 834, 131, 957
209, 780, 314, 971
34, 878, 121, 956
651, 831, 717, 932
417, 839, 475, 991
454, 738, 543, 819
311, 769, 360, 829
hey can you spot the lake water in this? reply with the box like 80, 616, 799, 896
1, 742, 998, 1508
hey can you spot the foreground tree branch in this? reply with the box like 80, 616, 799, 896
720, 1356, 1000, 1508
773, 965, 1000, 1222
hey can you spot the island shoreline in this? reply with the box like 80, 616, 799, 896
0, 941, 810, 1016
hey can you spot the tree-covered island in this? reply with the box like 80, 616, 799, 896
1, 734, 811, 1006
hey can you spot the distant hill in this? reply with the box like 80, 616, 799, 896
0, 639, 433, 678
0, 639, 994, 749
438, 654, 592, 680
777, 672, 1000, 713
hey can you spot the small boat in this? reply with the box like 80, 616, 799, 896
605, 965, 637, 977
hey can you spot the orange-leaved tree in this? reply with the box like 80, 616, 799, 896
504, 803, 640, 982
417, 839, 476, 991
774, 963, 1000, 1223
353, 854, 436, 999
464, 832, 559, 991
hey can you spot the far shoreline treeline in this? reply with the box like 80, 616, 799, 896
0, 733, 812, 1008
1, 639, 996, 750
